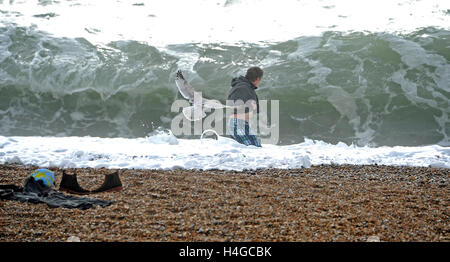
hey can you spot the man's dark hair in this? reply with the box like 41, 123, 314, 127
245, 67, 264, 82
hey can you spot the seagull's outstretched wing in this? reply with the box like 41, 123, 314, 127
182, 105, 207, 121
175, 70, 195, 102
175, 70, 248, 121
202, 98, 227, 109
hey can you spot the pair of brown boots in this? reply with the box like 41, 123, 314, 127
59, 171, 123, 195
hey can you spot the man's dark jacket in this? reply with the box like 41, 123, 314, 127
227, 76, 259, 114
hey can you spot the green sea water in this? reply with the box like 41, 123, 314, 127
0, 25, 449, 146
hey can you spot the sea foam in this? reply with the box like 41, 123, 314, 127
0, 135, 448, 171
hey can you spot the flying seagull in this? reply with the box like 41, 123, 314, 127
175, 70, 230, 121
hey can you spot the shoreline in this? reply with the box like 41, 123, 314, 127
0, 163, 448, 242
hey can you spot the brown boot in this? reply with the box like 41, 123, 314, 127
91, 171, 123, 193
59, 171, 91, 195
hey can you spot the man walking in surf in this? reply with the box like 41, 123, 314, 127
226, 66, 263, 147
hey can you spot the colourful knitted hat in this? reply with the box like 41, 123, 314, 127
31, 169, 55, 188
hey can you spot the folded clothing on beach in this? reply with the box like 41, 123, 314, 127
0, 176, 113, 210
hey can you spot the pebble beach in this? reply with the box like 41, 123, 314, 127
0, 163, 448, 242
